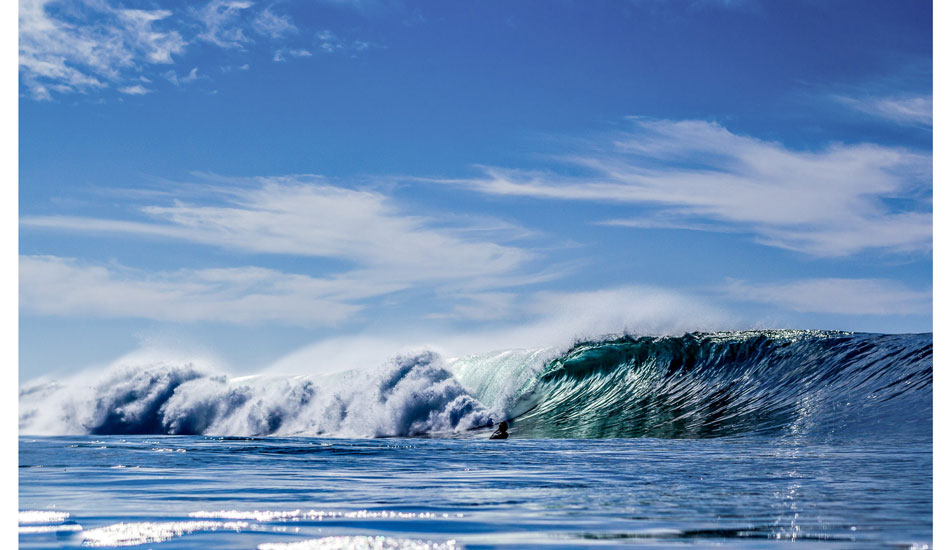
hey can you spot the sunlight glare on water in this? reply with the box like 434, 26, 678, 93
18, 435, 932, 549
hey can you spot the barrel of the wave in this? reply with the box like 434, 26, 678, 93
506, 330, 932, 440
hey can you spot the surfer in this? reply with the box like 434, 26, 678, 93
489, 421, 509, 439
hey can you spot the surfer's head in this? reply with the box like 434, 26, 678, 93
498, 421, 508, 432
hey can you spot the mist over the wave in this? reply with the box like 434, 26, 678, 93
263, 285, 740, 377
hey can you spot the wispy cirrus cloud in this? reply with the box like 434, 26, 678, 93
21, 176, 542, 299
192, 0, 254, 49
274, 30, 375, 62
314, 30, 375, 55
165, 67, 200, 87
19, 0, 373, 100
23, 259, 729, 335
19, 256, 368, 326
252, 7, 297, 39
449, 118, 931, 257
118, 84, 149, 95
723, 277, 931, 316
836, 94, 933, 127
19, 0, 185, 99
273, 48, 312, 62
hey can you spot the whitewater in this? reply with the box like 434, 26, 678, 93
19, 330, 931, 440
19, 330, 933, 548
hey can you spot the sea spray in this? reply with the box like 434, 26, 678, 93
20, 351, 496, 437
19, 330, 932, 440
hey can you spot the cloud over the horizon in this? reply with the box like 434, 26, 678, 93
24, 176, 535, 286
723, 277, 932, 316
20, 176, 551, 325
451, 118, 932, 257
20, 256, 369, 326
19, 250, 738, 337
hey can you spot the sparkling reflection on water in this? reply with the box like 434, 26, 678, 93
19, 435, 932, 549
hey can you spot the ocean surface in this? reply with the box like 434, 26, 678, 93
19, 330, 933, 549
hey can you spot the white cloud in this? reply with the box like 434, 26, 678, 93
18, 0, 322, 99
118, 9, 187, 64
454, 118, 931, 257
118, 84, 148, 95
18, 259, 732, 338
19, 256, 371, 326
723, 277, 931, 315
17, 172, 557, 327
193, 0, 254, 49
166, 67, 200, 86
252, 7, 297, 38
317, 29, 343, 52
312, 30, 376, 54
428, 292, 519, 322
273, 48, 311, 62
837, 94, 933, 127
19, 0, 185, 99
21, 176, 538, 294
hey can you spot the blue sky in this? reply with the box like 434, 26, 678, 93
18, 0, 933, 379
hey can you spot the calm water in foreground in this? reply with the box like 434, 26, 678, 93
19, 435, 932, 549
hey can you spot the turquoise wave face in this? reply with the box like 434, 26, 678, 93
507, 331, 932, 439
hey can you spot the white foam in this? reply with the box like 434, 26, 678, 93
80, 520, 250, 547
315, 511, 442, 520
18, 510, 70, 524
257, 536, 459, 550
190, 509, 463, 522
190, 509, 305, 522
20, 351, 495, 437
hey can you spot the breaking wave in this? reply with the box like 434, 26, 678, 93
19, 330, 932, 439
510, 330, 932, 438
19, 352, 493, 438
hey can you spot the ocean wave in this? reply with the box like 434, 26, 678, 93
257, 537, 460, 550
81, 520, 251, 547
19, 331, 932, 439
19, 352, 494, 437
512, 330, 932, 438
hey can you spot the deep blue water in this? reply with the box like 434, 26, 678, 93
19, 331, 933, 548
19, 435, 932, 549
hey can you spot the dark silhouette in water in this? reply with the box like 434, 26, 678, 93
490, 421, 509, 439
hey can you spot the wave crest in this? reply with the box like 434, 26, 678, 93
19, 331, 932, 439
513, 331, 932, 439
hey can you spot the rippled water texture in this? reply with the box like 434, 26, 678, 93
20, 435, 931, 549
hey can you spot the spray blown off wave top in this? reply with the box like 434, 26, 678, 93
19, 330, 932, 439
